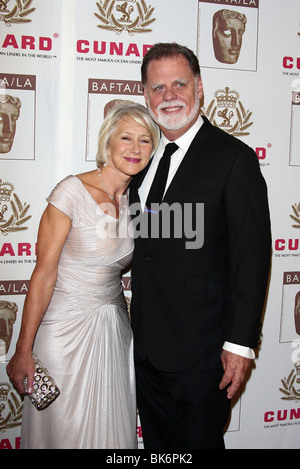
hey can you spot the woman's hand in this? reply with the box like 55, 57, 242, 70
6, 351, 35, 395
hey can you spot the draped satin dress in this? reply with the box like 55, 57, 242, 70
20, 176, 136, 449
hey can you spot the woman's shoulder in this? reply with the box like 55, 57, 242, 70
46, 175, 83, 220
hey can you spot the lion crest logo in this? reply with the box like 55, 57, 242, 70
0, 180, 32, 236
95, 0, 156, 36
201, 86, 253, 138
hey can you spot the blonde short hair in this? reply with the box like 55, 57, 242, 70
96, 102, 160, 167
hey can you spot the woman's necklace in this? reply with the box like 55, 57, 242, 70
97, 167, 119, 209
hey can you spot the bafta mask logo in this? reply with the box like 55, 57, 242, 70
0, 94, 21, 154
0, 179, 32, 235
201, 86, 253, 138
0, 301, 17, 356
0, 0, 35, 26
212, 9, 247, 65
95, 0, 156, 35
104, 98, 135, 117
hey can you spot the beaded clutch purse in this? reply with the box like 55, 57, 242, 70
24, 354, 60, 411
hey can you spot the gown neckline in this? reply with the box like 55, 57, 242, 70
73, 175, 127, 221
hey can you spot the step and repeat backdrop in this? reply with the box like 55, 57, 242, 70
0, 0, 300, 450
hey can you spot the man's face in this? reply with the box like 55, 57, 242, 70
213, 16, 245, 64
0, 101, 20, 153
143, 55, 203, 140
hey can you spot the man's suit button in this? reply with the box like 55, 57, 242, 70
144, 256, 151, 262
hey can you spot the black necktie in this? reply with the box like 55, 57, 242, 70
146, 142, 178, 208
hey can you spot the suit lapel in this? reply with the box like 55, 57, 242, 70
163, 116, 213, 204
130, 116, 213, 206
130, 116, 213, 252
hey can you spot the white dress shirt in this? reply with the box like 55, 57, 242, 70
138, 115, 255, 360
139, 115, 204, 209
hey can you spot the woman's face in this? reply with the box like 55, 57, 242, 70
106, 117, 153, 177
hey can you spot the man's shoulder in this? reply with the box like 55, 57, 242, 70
190, 116, 258, 171
199, 116, 249, 150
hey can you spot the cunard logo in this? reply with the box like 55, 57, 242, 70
0, 0, 35, 26
0, 180, 31, 236
201, 86, 253, 138
95, 0, 156, 36
0, 382, 23, 432
290, 203, 300, 229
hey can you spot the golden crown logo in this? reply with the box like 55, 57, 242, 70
0, 382, 23, 432
0, 0, 35, 26
0, 181, 14, 202
0, 179, 31, 236
201, 86, 253, 137
290, 203, 300, 229
215, 87, 239, 109
95, 0, 156, 36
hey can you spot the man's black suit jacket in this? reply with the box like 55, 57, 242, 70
129, 116, 271, 373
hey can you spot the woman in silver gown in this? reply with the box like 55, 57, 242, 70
7, 103, 160, 449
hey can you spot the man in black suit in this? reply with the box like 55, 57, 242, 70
129, 43, 271, 449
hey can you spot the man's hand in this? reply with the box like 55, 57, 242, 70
219, 350, 252, 399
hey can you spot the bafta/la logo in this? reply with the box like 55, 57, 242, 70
0, 180, 31, 236
201, 86, 253, 138
0, 0, 35, 26
95, 0, 156, 35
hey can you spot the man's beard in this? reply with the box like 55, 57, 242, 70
147, 93, 200, 131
